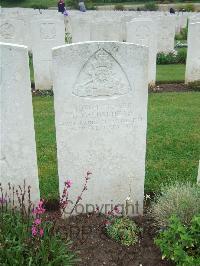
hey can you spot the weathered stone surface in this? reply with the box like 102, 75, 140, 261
31, 18, 65, 90
53, 42, 148, 216
70, 15, 91, 43
126, 18, 157, 86
156, 16, 176, 53
0, 18, 26, 45
90, 19, 122, 42
197, 161, 200, 185
0, 42, 40, 204
185, 22, 200, 83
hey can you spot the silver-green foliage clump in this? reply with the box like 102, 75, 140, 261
150, 182, 200, 227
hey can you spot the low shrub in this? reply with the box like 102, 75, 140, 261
66, 0, 78, 9
0, 211, 77, 265
157, 49, 187, 64
157, 51, 177, 64
175, 26, 188, 41
114, 4, 125, 11
185, 4, 195, 12
0, 181, 78, 265
30, 4, 48, 9
106, 216, 140, 246
187, 81, 200, 92
155, 215, 200, 265
65, 32, 72, 43
144, 2, 158, 11
86, 0, 96, 10
150, 182, 200, 227
176, 48, 187, 64
177, 4, 195, 12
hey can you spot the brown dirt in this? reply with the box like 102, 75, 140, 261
32, 83, 199, 97
150, 83, 195, 93
47, 209, 173, 266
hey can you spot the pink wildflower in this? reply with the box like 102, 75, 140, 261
34, 218, 41, 225
32, 226, 37, 237
39, 228, 44, 237
114, 206, 120, 214
32, 199, 45, 215
104, 220, 111, 226
65, 179, 72, 188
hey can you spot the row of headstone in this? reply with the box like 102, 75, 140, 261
1, 40, 148, 215
1, 40, 199, 215
1, 9, 199, 90
0, 8, 197, 49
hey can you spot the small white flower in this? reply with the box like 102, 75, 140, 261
126, 196, 130, 201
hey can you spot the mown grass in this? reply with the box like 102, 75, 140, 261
32, 92, 200, 199
29, 61, 186, 84
146, 92, 200, 193
32, 96, 59, 200
1, 0, 56, 8
156, 64, 185, 83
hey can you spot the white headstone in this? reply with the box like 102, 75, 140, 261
156, 16, 176, 53
70, 16, 91, 43
52, 42, 149, 216
31, 19, 65, 90
185, 22, 200, 83
126, 18, 157, 86
0, 18, 26, 45
0, 42, 40, 204
197, 161, 200, 185
90, 19, 122, 42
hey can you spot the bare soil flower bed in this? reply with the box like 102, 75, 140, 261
47, 209, 173, 266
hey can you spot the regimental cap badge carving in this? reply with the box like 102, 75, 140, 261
0, 23, 15, 39
73, 48, 131, 98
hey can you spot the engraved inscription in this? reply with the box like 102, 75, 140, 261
40, 23, 56, 39
73, 49, 131, 98
60, 103, 143, 131
0, 23, 15, 39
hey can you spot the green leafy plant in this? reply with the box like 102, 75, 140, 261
65, 32, 72, 44
144, 2, 158, 11
66, 0, 78, 9
176, 48, 187, 64
175, 27, 188, 41
187, 81, 200, 92
150, 182, 200, 227
0, 182, 78, 265
30, 4, 48, 9
106, 216, 140, 246
114, 4, 125, 11
157, 49, 187, 65
86, 0, 96, 10
155, 215, 200, 266
185, 4, 195, 12
0, 211, 77, 265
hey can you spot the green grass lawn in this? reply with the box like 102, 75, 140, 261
32, 92, 200, 200
29, 60, 186, 84
32, 96, 59, 200
1, 0, 56, 8
156, 64, 185, 83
